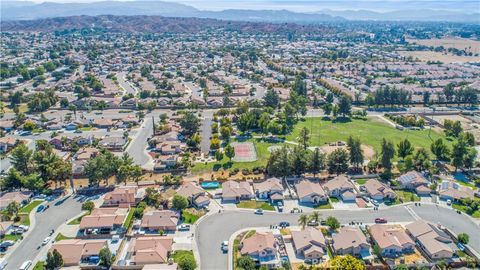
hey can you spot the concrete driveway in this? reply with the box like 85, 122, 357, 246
195, 204, 480, 270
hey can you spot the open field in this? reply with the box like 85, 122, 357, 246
287, 117, 449, 157
407, 38, 480, 55
398, 51, 480, 63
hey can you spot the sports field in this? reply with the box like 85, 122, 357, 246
231, 142, 257, 162
287, 117, 449, 155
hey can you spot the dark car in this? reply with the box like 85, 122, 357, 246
279, 221, 290, 227
375, 218, 388, 223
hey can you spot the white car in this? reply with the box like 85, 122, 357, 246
446, 199, 452, 206
221, 241, 229, 252
254, 209, 264, 215
42, 237, 51, 245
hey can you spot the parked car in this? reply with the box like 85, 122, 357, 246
221, 241, 228, 252
19, 131, 32, 136
0, 241, 14, 248
0, 258, 7, 270
42, 237, 51, 245
254, 209, 264, 215
307, 221, 319, 227
375, 218, 388, 224
279, 221, 290, 227
178, 224, 191, 231
447, 199, 452, 206
290, 207, 301, 213
36, 205, 45, 213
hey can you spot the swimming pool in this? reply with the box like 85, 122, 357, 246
201, 181, 220, 189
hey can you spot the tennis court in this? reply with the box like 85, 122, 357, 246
231, 142, 257, 162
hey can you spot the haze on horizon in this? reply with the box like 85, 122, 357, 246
7, 0, 479, 13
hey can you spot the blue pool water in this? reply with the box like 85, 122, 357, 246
201, 181, 220, 189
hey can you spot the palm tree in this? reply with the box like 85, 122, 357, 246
298, 214, 308, 229
309, 211, 321, 223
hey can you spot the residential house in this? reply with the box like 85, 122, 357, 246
363, 179, 396, 201
0, 120, 14, 132
240, 232, 280, 268
332, 226, 370, 257
322, 175, 356, 202
176, 182, 210, 208
221, 180, 254, 203
291, 227, 326, 260
0, 221, 13, 237
397, 171, 431, 195
50, 239, 108, 266
439, 181, 475, 201
140, 210, 179, 232
369, 224, 415, 257
127, 236, 173, 265
253, 177, 284, 203
295, 180, 328, 205
79, 207, 129, 235
0, 191, 32, 210
405, 221, 454, 260
0, 137, 17, 153
99, 136, 127, 151
93, 118, 115, 129
103, 186, 145, 207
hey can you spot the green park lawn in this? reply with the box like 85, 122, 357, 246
287, 117, 449, 156
237, 200, 275, 211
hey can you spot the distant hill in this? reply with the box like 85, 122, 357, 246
0, 1, 342, 23
0, 15, 333, 33
317, 9, 480, 22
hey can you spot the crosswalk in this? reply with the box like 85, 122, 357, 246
404, 205, 421, 220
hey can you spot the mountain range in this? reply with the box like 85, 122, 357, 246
1, 0, 479, 22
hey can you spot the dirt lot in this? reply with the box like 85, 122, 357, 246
407, 38, 480, 55
432, 114, 480, 142
398, 51, 480, 63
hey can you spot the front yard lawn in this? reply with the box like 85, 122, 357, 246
395, 190, 420, 203
19, 200, 43, 213
237, 200, 275, 211
356, 179, 368, 185
314, 201, 333, 209
122, 208, 135, 229
182, 209, 203, 224
33, 261, 45, 270
55, 233, 72, 242
171, 250, 195, 263
329, 197, 340, 203
452, 203, 480, 218
68, 213, 88, 225
1, 234, 22, 242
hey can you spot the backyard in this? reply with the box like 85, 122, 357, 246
287, 117, 449, 156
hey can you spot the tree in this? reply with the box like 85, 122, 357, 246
338, 96, 352, 117
20, 173, 44, 191
173, 194, 188, 210
330, 255, 365, 270
444, 120, 463, 138
325, 216, 340, 231
98, 247, 114, 268
263, 88, 279, 108
266, 145, 291, 180
309, 148, 325, 178
178, 253, 197, 270
237, 256, 256, 270
463, 148, 478, 170
322, 103, 332, 116
215, 150, 224, 161
9, 143, 33, 175
413, 148, 431, 171
430, 138, 450, 161
225, 144, 235, 161
347, 136, 363, 169
298, 214, 309, 229
397, 139, 413, 160
82, 201, 95, 212
309, 211, 321, 223
297, 127, 310, 150
327, 148, 349, 175
451, 139, 468, 171
458, 233, 469, 244
380, 139, 395, 171
5, 201, 20, 220
220, 126, 231, 142
291, 146, 307, 176
45, 249, 64, 270
180, 112, 200, 136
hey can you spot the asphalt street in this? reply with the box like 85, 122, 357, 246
200, 110, 214, 154
6, 195, 83, 269
195, 204, 480, 270
117, 72, 138, 96
126, 116, 154, 169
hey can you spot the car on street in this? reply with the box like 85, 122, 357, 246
42, 237, 51, 245
178, 224, 191, 231
279, 221, 290, 227
221, 241, 228, 252
375, 218, 388, 224
0, 240, 14, 248
19, 131, 32, 136
19, 260, 32, 270
307, 221, 319, 226
36, 204, 45, 212
447, 199, 452, 206
254, 209, 264, 215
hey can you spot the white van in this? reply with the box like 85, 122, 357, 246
19, 260, 32, 270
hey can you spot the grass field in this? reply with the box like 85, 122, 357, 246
33, 261, 45, 270
19, 200, 43, 226
237, 200, 275, 211
182, 210, 201, 224
287, 117, 448, 156
191, 138, 277, 173
395, 190, 420, 203
171, 250, 195, 263
68, 213, 87, 225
